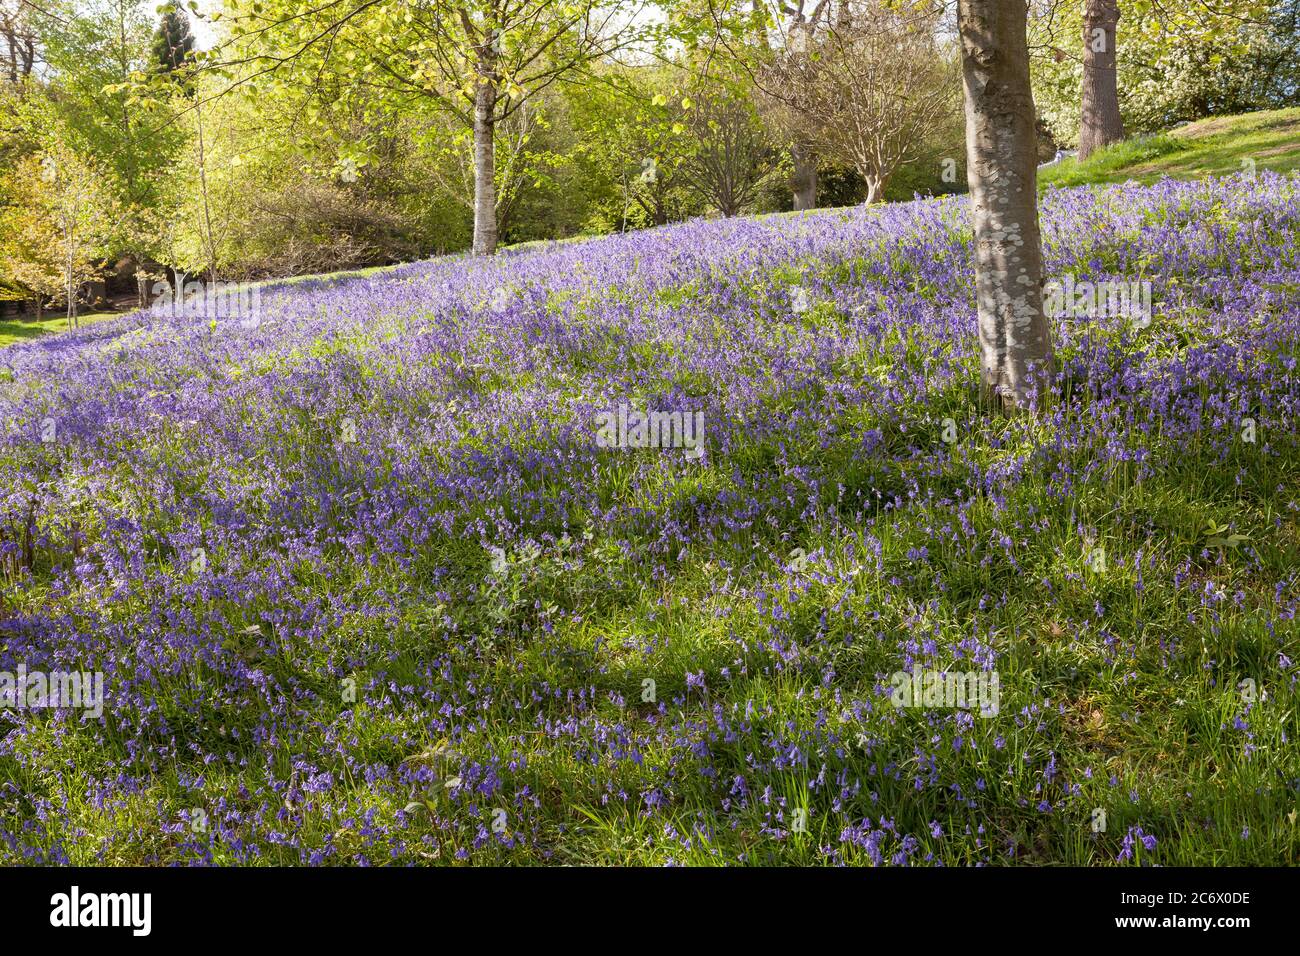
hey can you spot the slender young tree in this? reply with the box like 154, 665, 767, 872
197, 0, 649, 256
957, 0, 1054, 410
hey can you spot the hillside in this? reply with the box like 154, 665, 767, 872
1038, 108, 1300, 190
0, 311, 121, 349
6, 108, 1296, 353
1, 173, 1299, 865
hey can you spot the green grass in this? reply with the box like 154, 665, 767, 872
4, 225, 1298, 866
3, 121, 1299, 866
272, 262, 400, 286
1039, 107, 1300, 190
0, 311, 120, 348
0, 264, 401, 350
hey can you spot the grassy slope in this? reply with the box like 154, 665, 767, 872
3, 117, 1299, 868
0, 311, 119, 348
2, 180, 1298, 866
1038, 107, 1300, 190
0, 267, 402, 350
5, 109, 1292, 351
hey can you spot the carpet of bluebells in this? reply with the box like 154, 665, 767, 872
1, 172, 1298, 865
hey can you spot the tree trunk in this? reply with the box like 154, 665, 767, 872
472, 75, 498, 256
65, 253, 77, 330
863, 175, 884, 205
958, 0, 1055, 411
790, 142, 818, 210
194, 96, 219, 285
1078, 0, 1123, 161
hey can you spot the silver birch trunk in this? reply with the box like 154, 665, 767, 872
958, 0, 1055, 410
472, 76, 498, 257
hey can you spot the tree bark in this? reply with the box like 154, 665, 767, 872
863, 175, 884, 205
1078, 0, 1123, 161
471, 74, 498, 256
65, 251, 77, 330
958, 0, 1055, 411
790, 142, 818, 210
